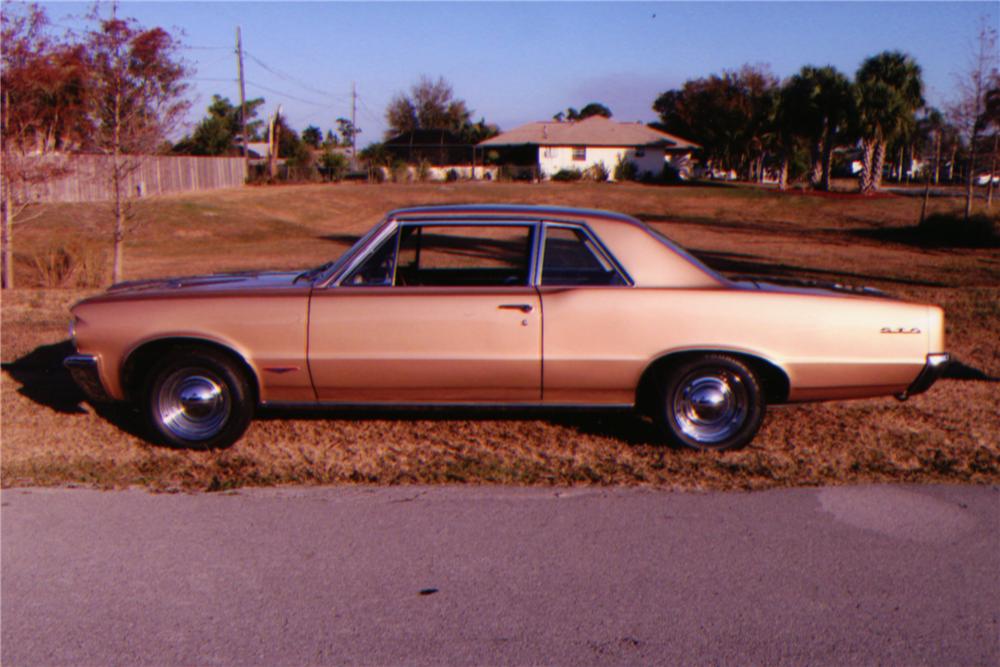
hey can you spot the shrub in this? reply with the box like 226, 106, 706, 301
613, 155, 638, 182
551, 168, 583, 182
589, 162, 610, 182
390, 160, 411, 183
284, 144, 317, 181
416, 159, 432, 182
446, 169, 460, 182
26, 243, 106, 287
660, 163, 683, 184
319, 150, 349, 182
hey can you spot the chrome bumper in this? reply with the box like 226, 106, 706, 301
63, 354, 112, 402
897, 353, 950, 401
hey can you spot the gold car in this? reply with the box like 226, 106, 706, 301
65, 205, 949, 450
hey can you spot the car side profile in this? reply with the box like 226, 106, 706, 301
65, 205, 950, 451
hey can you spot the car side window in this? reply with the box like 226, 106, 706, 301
395, 224, 533, 287
342, 231, 398, 286
541, 226, 626, 286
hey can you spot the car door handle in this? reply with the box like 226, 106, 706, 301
498, 304, 534, 313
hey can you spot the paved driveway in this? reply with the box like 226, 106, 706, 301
3, 485, 997, 665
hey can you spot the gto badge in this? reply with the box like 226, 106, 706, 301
880, 327, 921, 334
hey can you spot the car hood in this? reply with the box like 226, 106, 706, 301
96, 270, 307, 298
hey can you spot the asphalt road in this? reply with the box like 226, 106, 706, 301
2, 485, 998, 666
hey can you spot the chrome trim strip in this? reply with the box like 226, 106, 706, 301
63, 353, 98, 369
260, 401, 634, 410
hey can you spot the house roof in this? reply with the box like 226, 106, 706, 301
478, 116, 699, 150
384, 129, 469, 147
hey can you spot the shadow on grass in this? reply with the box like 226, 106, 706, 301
852, 213, 999, 250
635, 212, 810, 240
2, 341, 86, 414
258, 405, 664, 447
691, 248, 947, 288
943, 360, 1000, 383
1, 339, 145, 436
319, 233, 362, 246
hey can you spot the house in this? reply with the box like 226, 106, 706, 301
379, 129, 497, 180
477, 116, 699, 181
382, 129, 472, 166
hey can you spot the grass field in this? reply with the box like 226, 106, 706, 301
2, 181, 998, 491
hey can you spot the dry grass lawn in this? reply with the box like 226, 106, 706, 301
2, 181, 998, 491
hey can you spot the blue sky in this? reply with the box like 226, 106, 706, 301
35, 1, 999, 145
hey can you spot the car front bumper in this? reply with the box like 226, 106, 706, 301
897, 353, 951, 400
63, 354, 113, 402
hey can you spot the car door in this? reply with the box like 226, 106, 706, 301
536, 222, 636, 405
307, 221, 542, 402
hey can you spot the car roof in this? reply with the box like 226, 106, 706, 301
387, 204, 644, 227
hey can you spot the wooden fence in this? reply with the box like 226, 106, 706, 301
24, 154, 246, 203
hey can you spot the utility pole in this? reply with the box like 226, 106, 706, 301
236, 27, 249, 181
268, 105, 282, 180
351, 82, 358, 160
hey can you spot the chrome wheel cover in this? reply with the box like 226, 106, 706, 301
672, 370, 748, 445
156, 369, 231, 441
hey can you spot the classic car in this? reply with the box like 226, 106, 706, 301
65, 204, 950, 451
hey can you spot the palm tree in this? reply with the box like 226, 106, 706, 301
854, 51, 925, 194
785, 66, 854, 191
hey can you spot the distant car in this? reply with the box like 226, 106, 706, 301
65, 205, 949, 451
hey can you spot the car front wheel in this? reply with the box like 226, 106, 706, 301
655, 354, 765, 451
143, 348, 253, 449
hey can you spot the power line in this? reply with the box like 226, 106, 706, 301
244, 79, 335, 108
244, 50, 351, 103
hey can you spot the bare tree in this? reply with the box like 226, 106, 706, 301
85, 3, 188, 283
949, 18, 999, 220
1, 4, 89, 288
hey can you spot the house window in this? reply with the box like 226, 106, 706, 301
543, 147, 555, 158
572, 147, 586, 161
635, 147, 646, 157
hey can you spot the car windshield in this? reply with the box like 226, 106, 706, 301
294, 222, 388, 284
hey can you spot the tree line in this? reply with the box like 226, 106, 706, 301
653, 34, 999, 212
2, 3, 188, 286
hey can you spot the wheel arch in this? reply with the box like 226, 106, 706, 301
635, 348, 790, 416
121, 337, 260, 404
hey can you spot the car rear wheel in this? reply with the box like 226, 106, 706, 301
143, 348, 253, 449
655, 354, 765, 451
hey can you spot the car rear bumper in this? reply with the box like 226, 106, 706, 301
897, 353, 950, 400
63, 354, 113, 402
